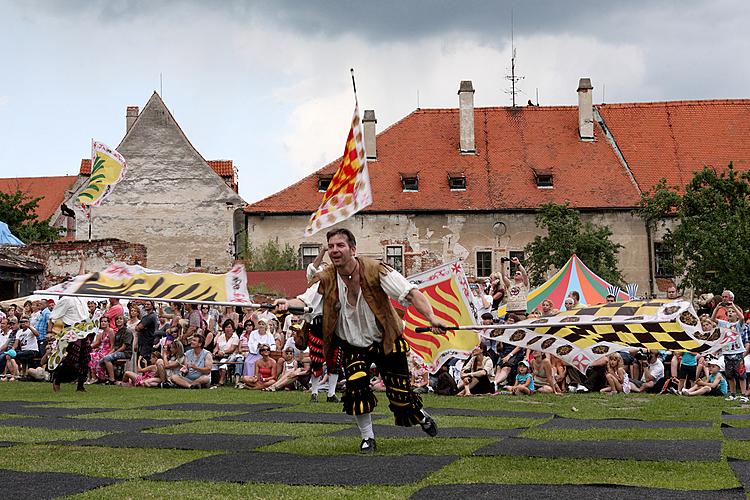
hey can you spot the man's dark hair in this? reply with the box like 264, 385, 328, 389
605, 294, 615, 300
326, 228, 356, 247
481, 312, 494, 321
570, 291, 580, 301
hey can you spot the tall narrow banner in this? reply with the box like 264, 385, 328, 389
397, 261, 479, 373
478, 299, 730, 373
36, 262, 253, 306
76, 141, 128, 209
304, 102, 372, 236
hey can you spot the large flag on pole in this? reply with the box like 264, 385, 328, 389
304, 102, 372, 236
76, 140, 128, 209
36, 262, 253, 307
396, 261, 480, 373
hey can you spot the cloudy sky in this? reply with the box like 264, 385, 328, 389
1, 0, 748, 204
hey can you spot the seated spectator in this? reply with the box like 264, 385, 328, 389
119, 351, 161, 387
548, 354, 567, 392
434, 363, 458, 395
264, 347, 309, 391
170, 334, 212, 388
14, 317, 40, 375
506, 360, 534, 395
0, 316, 18, 381
87, 324, 113, 384
682, 359, 728, 397
629, 350, 665, 393
539, 299, 559, 317
27, 342, 53, 381
241, 343, 275, 389
409, 352, 430, 394
156, 339, 184, 387
531, 350, 560, 394
100, 315, 132, 384
458, 346, 494, 396
601, 353, 629, 394
213, 319, 240, 386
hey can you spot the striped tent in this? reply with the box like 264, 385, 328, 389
498, 254, 629, 316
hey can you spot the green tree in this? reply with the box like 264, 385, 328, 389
0, 188, 61, 243
638, 163, 750, 303
524, 203, 624, 286
246, 238, 299, 271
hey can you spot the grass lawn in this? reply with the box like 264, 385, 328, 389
0, 383, 746, 498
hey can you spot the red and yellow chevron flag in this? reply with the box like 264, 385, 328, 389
304, 102, 372, 237
397, 261, 480, 373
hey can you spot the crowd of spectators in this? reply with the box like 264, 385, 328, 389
0, 259, 745, 403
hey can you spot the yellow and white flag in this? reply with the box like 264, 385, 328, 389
76, 140, 127, 209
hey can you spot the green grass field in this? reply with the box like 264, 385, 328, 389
0, 383, 746, 499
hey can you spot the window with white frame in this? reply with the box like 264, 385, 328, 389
300, 245, 320, 269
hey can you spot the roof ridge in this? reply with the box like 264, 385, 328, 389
598, 98, 750, 109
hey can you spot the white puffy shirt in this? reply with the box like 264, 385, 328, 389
297, 269, 416, 348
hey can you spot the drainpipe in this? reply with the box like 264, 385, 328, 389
646, 222, 655, 298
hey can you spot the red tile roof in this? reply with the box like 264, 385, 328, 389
246, 270, 308, 297
0, 176, 78, 221
80, 158, 235, 181
245, 106, 641, 213
597, 100, 750, 191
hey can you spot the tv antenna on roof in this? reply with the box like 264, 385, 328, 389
504, 10, 524, 108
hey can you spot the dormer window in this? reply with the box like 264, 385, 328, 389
317, 175, 333, 192
400, 173, 419, 192
533, 169, 553, 189
448, 172, 466, 191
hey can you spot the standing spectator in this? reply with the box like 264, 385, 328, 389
170, 334, 212, 389
502, 257, 529, 318
563, 297, 576, 311
539, 299, 559, 317
136, 301, 158, 360
35, 299, 50, 346
567, 291, 581, 309
213, 319, 240, 386
666, 286, 681, 300
472, 285, 493, 318
102, 298, 124, 330
713, 290, 742, 322
185, 303, 204, 338
718, 308, 749, 402
100, 315, 132, 384
0, 317, 18, 380
489, 274, 505, 312
677, 350, 698, 393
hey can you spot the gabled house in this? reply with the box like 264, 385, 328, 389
244, 79, 750, 295
64, 92, 246, 271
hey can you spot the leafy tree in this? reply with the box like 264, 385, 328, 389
524, 203, 624, 286
0, 188, 61, 243
638, 163, 750, 303
246, 238, 299, 271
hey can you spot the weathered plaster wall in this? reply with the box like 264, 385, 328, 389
245, 210, 651, 289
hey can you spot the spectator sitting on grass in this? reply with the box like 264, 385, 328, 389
682, 359, 727, 397
507, 360, 534, 395
493, 314, 524, 390
458, 346, 494, 396
409, 352, 430, 394
118, 350, 161, 387
156, 339, 184, 387
100, 315, 132, 384
27, 342, 53, 381
531, 350, 561, 394
264, 347, 309, 391
629, 350, 664, 393
600, 353, 629, 394
170, 334, 212, 388
241, 343, 275, 389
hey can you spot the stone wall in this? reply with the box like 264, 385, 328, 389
245, 210, 652, 291
17, 238, 147, 289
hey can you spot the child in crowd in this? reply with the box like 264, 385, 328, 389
118, 351, 160, 387
507, 360, 534, 395
682, 360, 728, 397
601, 353, 629, 394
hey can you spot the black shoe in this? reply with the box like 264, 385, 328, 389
420, 411, 438, 437
359, 437, 376, 454
310, 393, 318, 403
326, 394, 340, 403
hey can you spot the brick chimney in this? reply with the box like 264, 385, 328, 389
458, 80, 475, 154
126, 106, 139, 133
577, 78, 594, 141
363, 109, 377, 160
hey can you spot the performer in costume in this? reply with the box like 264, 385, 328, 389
275, 228, 449, 453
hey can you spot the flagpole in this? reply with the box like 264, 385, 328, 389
350, 68, 357, 97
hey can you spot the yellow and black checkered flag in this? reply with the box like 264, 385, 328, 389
479, 300, 729, 372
